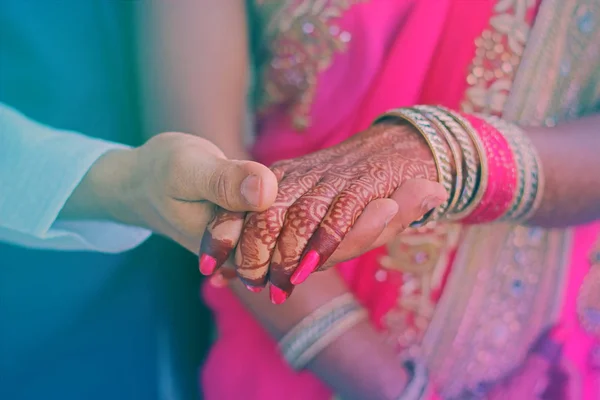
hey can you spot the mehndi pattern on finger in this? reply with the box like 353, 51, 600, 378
199, 209, 246, 275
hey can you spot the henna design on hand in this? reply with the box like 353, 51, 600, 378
199, 208, 245, 275
198, 123, 439, 303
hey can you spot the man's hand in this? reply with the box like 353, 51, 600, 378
60, 132, 278, 253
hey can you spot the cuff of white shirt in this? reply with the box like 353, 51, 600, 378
0, 104, 151, 253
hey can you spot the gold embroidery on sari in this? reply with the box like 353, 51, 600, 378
421, 226, 572, 397
462, 0, 536, 115
578, 237, 600, 372
578, 237, 600, 339
504, 0, 600, 125
256, 0, 364, 130
378, 224, 461, 350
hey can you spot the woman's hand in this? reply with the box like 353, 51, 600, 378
199, 123, 447, 302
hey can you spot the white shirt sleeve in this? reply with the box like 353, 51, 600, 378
0, 103, 151, 253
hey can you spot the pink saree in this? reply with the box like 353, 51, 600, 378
202, 0, 600, 398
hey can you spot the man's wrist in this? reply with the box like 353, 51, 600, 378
60, 147, 139, 225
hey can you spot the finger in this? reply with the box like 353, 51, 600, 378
318, 198, 399, 270
234, 173, 322, 290
179, 155, 279, 212
289, 179, 446, 284
368, 179, 447, 249
208, 263, 238, 289
198, 165, 289, 276
291, 177, 379, 284
268, 177, 345, 303
198, 208, 245, 275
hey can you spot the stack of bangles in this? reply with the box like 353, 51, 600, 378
277, 106, 544, 399
373, 105, 544, 226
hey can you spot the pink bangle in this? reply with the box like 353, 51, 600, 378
460, 114, 518, 224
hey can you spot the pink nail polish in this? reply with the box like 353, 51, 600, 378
245, 284, 263, 293
270, 285, 288, 305
290, 250, 320, 285
199, 254, 217, 275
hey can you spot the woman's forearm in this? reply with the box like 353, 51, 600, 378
307, 319, 410, 400
139, 0, 249, 158
526, 115, 600, 227
229, 271, 408, 400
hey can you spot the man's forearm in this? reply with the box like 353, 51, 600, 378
0, 103, 151, 252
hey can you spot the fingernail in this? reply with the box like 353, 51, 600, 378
209, 274, 227, 288
269, 285, 288, 305
241, 175, 261, 207
245, 284, 263, 293
290, 250, 320, 285
420, 196, 444, 214
199, 254, 217, 275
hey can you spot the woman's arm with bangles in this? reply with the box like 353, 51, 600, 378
199, 110, 600, 301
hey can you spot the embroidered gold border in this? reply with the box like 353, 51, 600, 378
505, 0, 600, 125
419, 0, 600, 395
422, 226, 572, 397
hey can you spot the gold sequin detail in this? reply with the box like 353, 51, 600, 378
256, 0, 364, 130
422, 226, 572, 397
462, 0, 537, 116
378, 224, 461, 351
505, 0, 600, 125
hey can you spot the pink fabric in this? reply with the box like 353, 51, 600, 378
559, 224, 599, 398
201, 0, 599, 399
251, 0, 451, 166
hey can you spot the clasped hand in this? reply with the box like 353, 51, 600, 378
199, 123, 447, 304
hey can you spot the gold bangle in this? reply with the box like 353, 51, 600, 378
436, 106, 488, 220
292, 309, 368, 369
415, 105, 479, 220
279, 293, 356, 346
278, 293, 367, 370
426, 106, 479, 216
413, 107, 463, 216
374, 108, 454, 225
519, 143, 544, 221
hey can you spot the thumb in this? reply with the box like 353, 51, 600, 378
370, 179, 448, 248
390, 178, 448, 227
199, 158, 279, 211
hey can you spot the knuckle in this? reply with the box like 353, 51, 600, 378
210, 168, 234, 208
179, 204, 214, 239
271, 158, 293, 170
